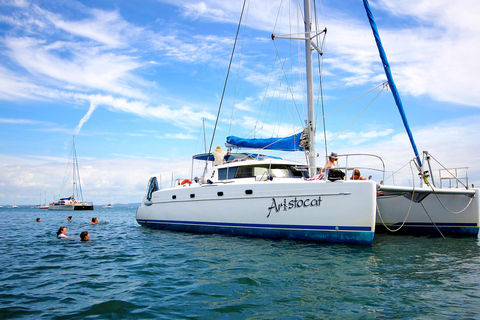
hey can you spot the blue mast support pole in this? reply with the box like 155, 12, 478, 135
363, 0, 422, 168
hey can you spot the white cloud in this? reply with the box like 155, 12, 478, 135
157, 133, 197, 140
0, 154, 193, 205
5, 36, 148, 99
42, 8, 129, 48
0, 117, 46, 125
74, 101, 97, 134
323, 0, 480, 107
76, 94, 216, 128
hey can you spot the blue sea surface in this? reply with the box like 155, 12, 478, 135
1, 206, 480, 319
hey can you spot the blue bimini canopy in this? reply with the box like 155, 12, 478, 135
226, 131, 307, 151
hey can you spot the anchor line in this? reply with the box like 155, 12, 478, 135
420, 202, 446, 240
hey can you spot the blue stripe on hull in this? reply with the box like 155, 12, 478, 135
136, 219, 375, 245
376, 223, 479, 237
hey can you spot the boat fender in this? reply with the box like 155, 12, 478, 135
268, 175, 273, 181
181, 179, 192, 185
144, 200, 153, 206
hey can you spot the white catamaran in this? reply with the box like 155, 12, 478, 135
136, 0, 479, 243
136, 0, 378, 245
49, 136, 94, 211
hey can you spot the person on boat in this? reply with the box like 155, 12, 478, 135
212, 145, 229, 166
324, 152, 338, 178
324, 152, 346, 181
80, 231, 90, 242
36, 218, 41, 222
325, 152, 338, 169
351, 169, 366, 180
67, 216, 72, 222
57, 226, 68, 239
90, 217, 98, 225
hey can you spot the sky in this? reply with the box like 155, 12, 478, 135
1, 0, 480, 205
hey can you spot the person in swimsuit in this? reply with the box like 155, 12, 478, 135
57, 226, 68, 239
80, 231, 90, 242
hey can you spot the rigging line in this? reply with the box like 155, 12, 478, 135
251, 55, 281, 138
430, 186, 475, 215
376, 160, 416, 233
415, 154, 475, 215
313, 0, 328, 158
228, 0, 251, 136
74, 143, 84, 202
326, 84, 385, 146
273, 0, 285, 34
254, 0, 290, 137
259, 75, 281, 136
427, 152, 469, 189
382, 159, 413, 184
313, 0, 319, 124
289, 0, 296, 139
193, 119, 206, 154
207, 0, 247, 157
272, 40, 304, 125
314, 81, 387, 126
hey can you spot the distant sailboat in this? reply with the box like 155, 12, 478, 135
37, 191, 49, 209
102, 195, 114, 208
49, 136, 94, 211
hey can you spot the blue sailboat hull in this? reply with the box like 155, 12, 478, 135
136, 219, 375, 245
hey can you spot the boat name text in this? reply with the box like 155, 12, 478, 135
267, 196, 322, 218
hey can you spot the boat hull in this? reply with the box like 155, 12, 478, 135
376, 187, 480, 236
136, 180, 377, 245
48, 204, 94, 211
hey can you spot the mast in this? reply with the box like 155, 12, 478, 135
304, 0, 316, 177
72, 136, 76, 200
363, 0, 422, 168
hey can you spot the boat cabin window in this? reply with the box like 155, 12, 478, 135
218, 167, 238, 180
217, 164, 305, 180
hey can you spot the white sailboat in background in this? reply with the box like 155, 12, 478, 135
136, 0, 377, 245
102, 197, 114, 208
37, 191, 49, 209
49, 136, 94, 211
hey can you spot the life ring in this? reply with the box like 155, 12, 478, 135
181, 179, 192, 185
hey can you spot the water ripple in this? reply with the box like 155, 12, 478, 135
1, 207, 480, 319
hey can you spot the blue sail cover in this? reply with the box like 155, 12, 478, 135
226, 131, 306, 151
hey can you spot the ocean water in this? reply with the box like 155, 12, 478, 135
1, 206, 480, 319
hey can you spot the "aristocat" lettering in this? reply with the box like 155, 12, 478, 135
267, 196, 322, 218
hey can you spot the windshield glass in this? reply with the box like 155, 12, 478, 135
217, 164, 305, 180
